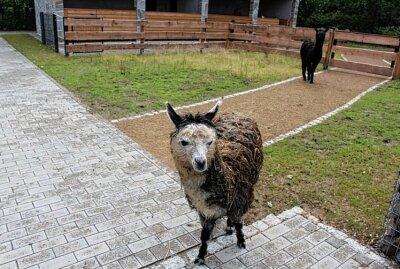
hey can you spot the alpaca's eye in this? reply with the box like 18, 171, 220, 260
207, 141, 213, 146
181, 140, 189, 146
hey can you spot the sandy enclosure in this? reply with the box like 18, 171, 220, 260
115, 69, 385, 169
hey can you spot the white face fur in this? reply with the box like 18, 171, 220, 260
171, 123, 217, 173
167, 100, 222, 173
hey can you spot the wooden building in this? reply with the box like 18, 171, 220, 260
34, 0, 300, 53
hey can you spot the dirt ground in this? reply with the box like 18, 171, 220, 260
115, 69, 386, 169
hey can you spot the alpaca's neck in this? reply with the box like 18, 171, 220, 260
314, 38, 324, 50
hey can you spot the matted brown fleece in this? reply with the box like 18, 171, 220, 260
115, 69, 385, 169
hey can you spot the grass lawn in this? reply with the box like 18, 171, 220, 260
248, 80, 400, 245
3, 34, 302, 120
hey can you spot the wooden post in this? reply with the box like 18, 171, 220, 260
52, 14, 59, 53
63, 17, 68, 56
323, 28, 335, 69
40, 12, 46, 44
391, 34, 400, 68
392, 51, 400, 80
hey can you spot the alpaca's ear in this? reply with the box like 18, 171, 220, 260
205, 100, 222, 121
166, 102, 182, 128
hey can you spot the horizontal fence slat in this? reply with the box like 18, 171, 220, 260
64, 18, 140, 28
333, 46, 397, 61
66, 42, 226, 53
65, 31, 229, 41
65, 32, 144, 41
330, 59, 393, 76
335, 31, 398, 46
228, 42, 301, 58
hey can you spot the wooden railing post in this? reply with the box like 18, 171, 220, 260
40, 12, 46, 44
390, 34, 400, 68
52, 14, 59, 53
323, 28, 335, 69
392, 51, 400, 80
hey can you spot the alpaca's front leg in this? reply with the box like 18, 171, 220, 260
234, 222, 246, 249
195, 215, 216, 265
226, 218, 234, 235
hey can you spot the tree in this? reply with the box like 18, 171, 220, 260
297, 0, 400, 36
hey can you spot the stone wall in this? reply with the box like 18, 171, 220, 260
34, 0, 64, 54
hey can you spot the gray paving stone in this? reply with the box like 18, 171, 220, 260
96, 246, 132, 265
215, 244, 248, 263
263, 236, 292, 254
119, 256, 141, 269
17, 249, 54, 269
262, 250, 293, 269
53, 239, 88, 257
283, 227, 310, 243
238, 246, 268, 266
337, 259, 362, 269
309, 256, 340, 269
286, 253, 316, 269
216, 258, 246, 269
306, 229, 331, 245
74, 242, 110, 261
352, 252, 374, 266
285, 239, 314, 257
135, 249, 157, 267
307, 242, 336, 260
330, 245, 356, 263
263, 224, 291, 240
326, 236, 346, 249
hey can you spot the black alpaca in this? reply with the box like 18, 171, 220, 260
301, 27, 328, 84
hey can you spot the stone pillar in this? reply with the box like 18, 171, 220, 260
136, 0, 146, 23
291, 0, 300, 27
200, 0, 209, 22
249, 0, 260, 25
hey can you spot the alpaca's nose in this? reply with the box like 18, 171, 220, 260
194, 158, 206, 170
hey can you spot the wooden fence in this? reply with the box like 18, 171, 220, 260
63, 16, 400, 79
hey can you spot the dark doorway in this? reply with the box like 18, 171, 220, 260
170, 0, 177, 12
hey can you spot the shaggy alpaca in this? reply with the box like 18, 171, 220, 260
301, 27, 328, 83
167, 101, 263, 264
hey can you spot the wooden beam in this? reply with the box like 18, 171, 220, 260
392, 51, 400, 79
66, 42, 226, 53
330, 59, 393, 77
335, 31, 398, 47
333, 46, 397, 61
65, 32, 144, 41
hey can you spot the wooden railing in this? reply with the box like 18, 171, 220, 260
325, 30, 398, 77
63, 17, 400, 79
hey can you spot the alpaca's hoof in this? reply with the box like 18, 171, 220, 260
237, 242, 246, 249
195, 258, 205, 265
226, 228, 233, 235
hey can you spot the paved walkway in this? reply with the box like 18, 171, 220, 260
0, 38, 395, 269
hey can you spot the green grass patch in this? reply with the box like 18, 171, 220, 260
3, 34, 302, 119
249, 80, 400, 245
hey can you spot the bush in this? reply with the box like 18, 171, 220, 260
375, 26, 400, 37
0, 0, 35, 30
